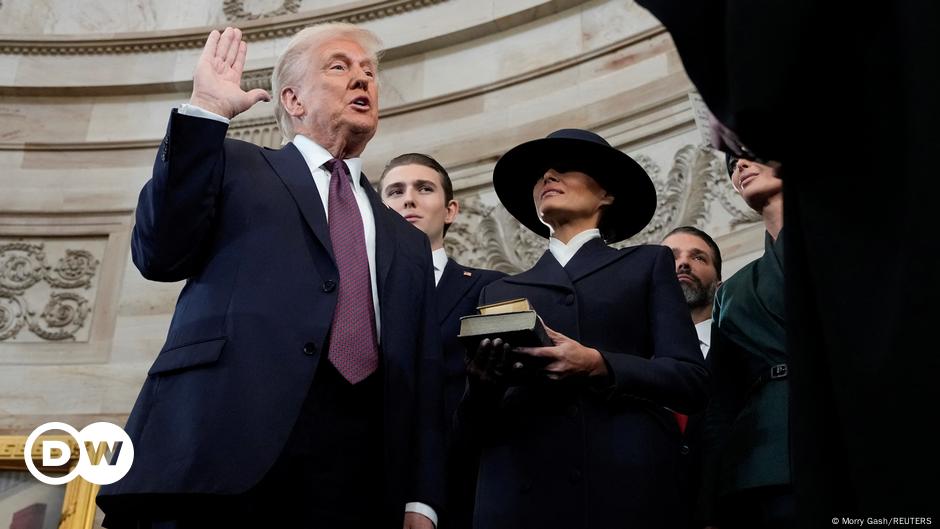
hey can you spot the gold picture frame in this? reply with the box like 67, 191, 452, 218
0, 435, 99, 529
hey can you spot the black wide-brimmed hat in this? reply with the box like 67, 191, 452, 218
492, 128, 656, 243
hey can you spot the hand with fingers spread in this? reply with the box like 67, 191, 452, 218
190, 27, 271, 119
466, 337, 515, 385
514, 324, 608, 381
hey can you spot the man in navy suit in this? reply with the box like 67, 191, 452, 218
379, 153, 506, 529
97, 24, 443, 529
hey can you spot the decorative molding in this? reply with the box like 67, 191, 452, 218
445, 143, 761, 272
223, 27, 672, 148
0, 242, 99, 342
224, 0, 303, 22
0, 435, 79, 472
237, 25, 669, 117
0, 0, 447, 55
0, 26, 671, 151
227, 116, 284, 148
0, 140, 161, 152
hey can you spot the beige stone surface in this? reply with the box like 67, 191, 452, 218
0, 0, 765, 435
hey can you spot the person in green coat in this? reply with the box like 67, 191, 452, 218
699, 153, 790, 528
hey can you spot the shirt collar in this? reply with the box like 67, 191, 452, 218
431, 247, 448, 273
548, 228, 601, 267
695, 318, 712, 356
292, 134, 363, 184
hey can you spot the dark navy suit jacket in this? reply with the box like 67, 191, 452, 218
97, 111, 445, 521
456, 239, 708, 529
435, 259, 507, 429
436, 259, 505, 529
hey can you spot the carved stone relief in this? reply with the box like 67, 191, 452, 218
0, 0, 448, 55
445, 141, 761, 273
0, 241, 101, 343
224, 0, 302, 22
445, 201, 546, 275
624, 144, 762, 247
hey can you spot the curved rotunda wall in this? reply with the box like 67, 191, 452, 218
0, 0, 764, 437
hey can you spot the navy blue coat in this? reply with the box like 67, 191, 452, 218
456, 239, 708, 529
97, 111, 445, 521
436, 259, 506, 529
436, 259, 507, 429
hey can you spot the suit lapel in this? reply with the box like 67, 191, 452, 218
362, 173, 396, 302
564, 238, 639, 283
436, 260, 480, 324
261, 144, 334, 261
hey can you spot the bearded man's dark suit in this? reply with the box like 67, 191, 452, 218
96, 110, 444, 527
435, 259, 506, 529
456, 240, 708, 529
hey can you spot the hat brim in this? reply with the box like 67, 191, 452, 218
493, 137, 656, 243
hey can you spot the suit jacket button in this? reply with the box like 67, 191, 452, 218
569, 469, 582, 483
303, 342, 317, 355
564, 294, 575, 305
680, 444, 691, 456
322, 280, 337, 293
566, 404, 579, 417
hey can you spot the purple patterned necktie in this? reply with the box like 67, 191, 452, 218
324, 158, 379, 384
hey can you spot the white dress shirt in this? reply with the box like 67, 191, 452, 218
290, 135, 380, 338
548, 228, 602, 267
695, 318, 712, 358
177, 104, 435, 527
432, 248, 448, 286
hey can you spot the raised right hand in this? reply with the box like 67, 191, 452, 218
190, 27, 270, 119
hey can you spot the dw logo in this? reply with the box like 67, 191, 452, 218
24, 422, 134, 485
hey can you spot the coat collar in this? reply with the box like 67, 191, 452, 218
503, 250, 574, 292
505, 238, 639, 289
563, 238, 638, 282
436, 259, 481, 323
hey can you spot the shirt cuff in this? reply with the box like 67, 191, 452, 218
178, 103, 231, 124
405, 502, 438, 527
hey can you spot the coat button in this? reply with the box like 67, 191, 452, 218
564, 294, 575, 305
680, 444, 691, 456
303, 342, 317, 355
569, 469, 582, 483
321, 280, 337, 293
566, 404, 579, 417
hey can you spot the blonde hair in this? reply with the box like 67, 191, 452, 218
272, 23, 382, 140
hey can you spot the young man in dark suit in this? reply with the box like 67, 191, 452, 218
380, 153, 506, 529
97, 24, 443, 529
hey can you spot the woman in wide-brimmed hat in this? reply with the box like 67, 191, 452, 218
454, 129, 709, 529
